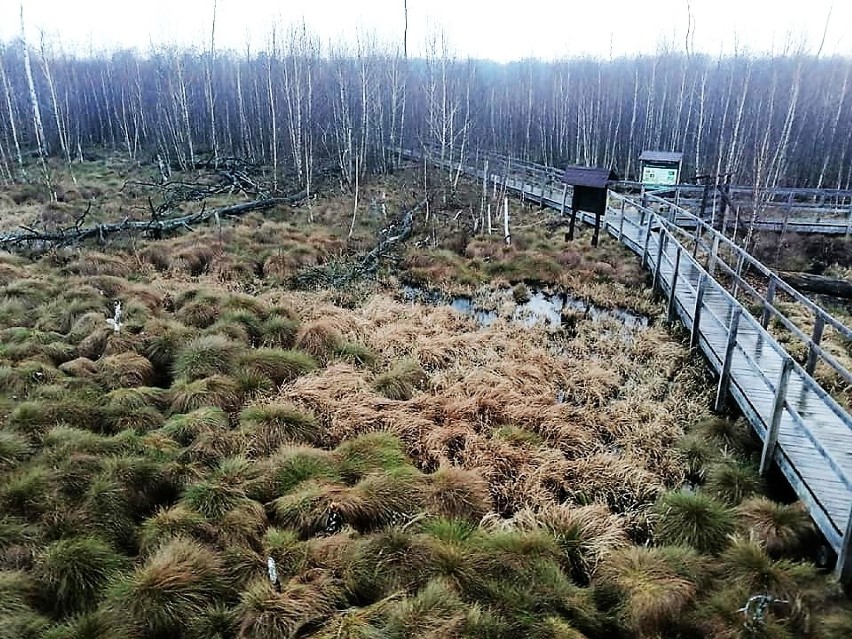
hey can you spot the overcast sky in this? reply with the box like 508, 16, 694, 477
1, 0, 848, 61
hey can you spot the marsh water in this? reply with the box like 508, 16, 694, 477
401, 285, 649, 330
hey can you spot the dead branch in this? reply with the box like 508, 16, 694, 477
0, 190, 307, 251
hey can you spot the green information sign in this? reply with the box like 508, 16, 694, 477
642, 166, 679, 186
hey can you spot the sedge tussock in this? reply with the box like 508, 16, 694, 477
170, 375, 242, 413
239, 348, 317, 386
95, 352, 155, 389
295, 320, 344, 362
236, 573, 344, 639
35, 536, 126, 616
508, 504, 630, 582
139, 504, 217, 553
105, 537, 225, 636
735, 497, 814, 555
172, 334, 242, 381
563, 453, 663, 515
372, 358, 429, 400
240, 403, 321, 455
653, 490, 735, 554
162, 406, 229, 445
425, 466, 491, 522
595, 546, 704, 637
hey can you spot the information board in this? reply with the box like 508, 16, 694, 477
642, 166, 679, 186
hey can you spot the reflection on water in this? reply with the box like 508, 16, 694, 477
401, 286, 649, 330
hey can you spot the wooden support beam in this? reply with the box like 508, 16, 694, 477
836, 505, 852, 583
592, 213, 601, 247
668, 246, 682, 323
759, 356, 794, 476
568, 206, 578, 241
805, 316, 826, 376
690, 273, 707, 349
715, 307, 742, 412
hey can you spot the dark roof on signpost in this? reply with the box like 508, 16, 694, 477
639, 150, 684, 163
561, 166, 619, 188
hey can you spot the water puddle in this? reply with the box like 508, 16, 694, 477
401, 285, 649, 330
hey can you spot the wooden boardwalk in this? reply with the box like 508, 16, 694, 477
409, 148, 852, 581
611, 200, 852, 581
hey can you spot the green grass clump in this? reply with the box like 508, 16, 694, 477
257, 446, 341, 499
170, 375, 241, 413
705, 459, 762, 505
182, 479, 247, 521
35, 536, 126, 616
426, 466, 491, 522
372, 359, 428, 401
335, 342, 378, 367
653, 490, 735, 554
239, 349, 317, 386
139, 505, 215, 553
172, 334, 242, 381
210, 310, 264, 346
236, 576, 343, 639
240, 403, 321, 455
105, 537, 225, 636
334, 432, 411, 482
142, 319, 196, 372
735, 497, 814, 556
1, 465, 52, 516
162, 407, 230, 446
260, 315, 299, 349
95, 352, 155, 390
595, 545, 708, 637
0, 431, 30, 468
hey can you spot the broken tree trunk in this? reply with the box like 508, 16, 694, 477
0, 190, 307, 251
357, 198, 428, 275
778, 271, 852, 300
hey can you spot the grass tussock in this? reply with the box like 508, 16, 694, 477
105, 537, 225, 636
295, 320, 343, 362
653, 490, 735, 554
372, 359, 429, 400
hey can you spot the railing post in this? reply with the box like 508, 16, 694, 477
730, 253, 746, 299
761, 278, 777, 329
805, 315, 826, 376
759, 356, 794, 476
692, 224, 702, 258
642, 217, 654, 269
690, 273, 707, 349
653, 229, 665, 292
835, 505, 852, 583
618, 199, 626, 242
846, 202, 852, 240
560, 184, 568, 217
715, 307, 742, 412
707, 235, 720, 276
667, 246, 682, 323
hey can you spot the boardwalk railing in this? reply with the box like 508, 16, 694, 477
640, 191, 852, 398
410, 146, 852, 581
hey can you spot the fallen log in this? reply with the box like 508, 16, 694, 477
0, 190, 307, 251
778, 271, 852, 300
